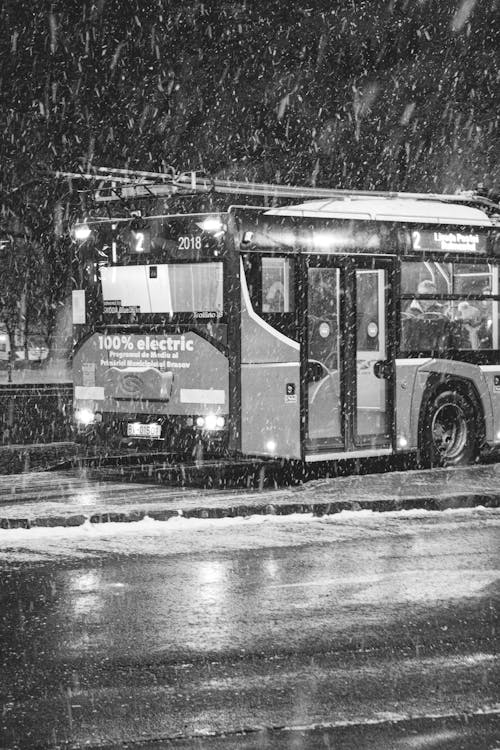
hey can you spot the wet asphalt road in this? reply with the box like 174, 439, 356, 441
0, 510, 499, 748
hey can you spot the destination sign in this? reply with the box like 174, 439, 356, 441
88, 214, 225, 265
126, 215, 223, 258
411, 229, 487, 254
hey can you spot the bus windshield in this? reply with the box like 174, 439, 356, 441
100, 262, 223, 315
80, 213, 226, 318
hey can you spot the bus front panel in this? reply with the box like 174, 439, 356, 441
73, 330, 229, 451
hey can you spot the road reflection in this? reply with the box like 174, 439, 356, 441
0, 512, 498, 749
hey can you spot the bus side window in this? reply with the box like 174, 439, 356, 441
261, 257, 294, 313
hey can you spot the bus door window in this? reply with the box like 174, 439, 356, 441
356, 269, 388, 439
306, 267, 341, 443
307, 267, 339, 371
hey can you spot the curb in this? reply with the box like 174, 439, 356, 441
1, 492, 498, 530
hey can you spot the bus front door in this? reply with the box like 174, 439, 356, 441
306, 263, 391, 456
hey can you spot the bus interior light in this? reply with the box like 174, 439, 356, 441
266, 440, 277, 453
398, 436, 408, 449
199, 217, 224, 233
496, 430, 500, 442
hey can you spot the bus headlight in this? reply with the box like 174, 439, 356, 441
195, 415, 225, 430
75, 408, 97, 426
204, 414, 219, 430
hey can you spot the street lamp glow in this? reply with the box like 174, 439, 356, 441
74, 223, 91, 241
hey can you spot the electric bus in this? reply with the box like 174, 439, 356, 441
72, 192, 500, 466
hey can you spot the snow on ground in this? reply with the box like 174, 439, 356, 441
0, 506, 499, 565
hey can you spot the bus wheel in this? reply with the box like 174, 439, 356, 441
421, 389, 477, 467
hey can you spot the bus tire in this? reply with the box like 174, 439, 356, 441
420, 389, 478, 467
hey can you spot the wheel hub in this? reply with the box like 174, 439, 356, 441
431, 403, 468, 459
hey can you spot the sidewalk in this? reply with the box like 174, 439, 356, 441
0, 456, 499, 529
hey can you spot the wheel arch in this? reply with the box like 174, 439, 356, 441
417, 373, 486, 451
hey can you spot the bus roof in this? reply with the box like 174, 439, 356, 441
266, 198, 493, 226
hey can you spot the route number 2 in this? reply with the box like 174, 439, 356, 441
130, 229, 150, 253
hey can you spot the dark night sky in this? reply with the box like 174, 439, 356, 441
0, 1, 499, 213
0, 2, 498, 383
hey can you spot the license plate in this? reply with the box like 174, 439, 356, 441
127, 423, 161, 439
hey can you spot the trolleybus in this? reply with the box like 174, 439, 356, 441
72, 184, 500, 467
